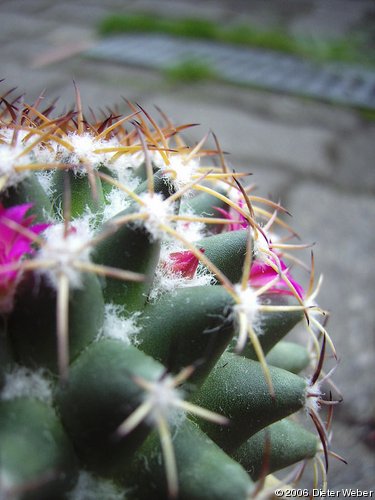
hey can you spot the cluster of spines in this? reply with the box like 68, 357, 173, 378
0, 87, 343, 499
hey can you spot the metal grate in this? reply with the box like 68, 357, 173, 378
87, 34, 375, 109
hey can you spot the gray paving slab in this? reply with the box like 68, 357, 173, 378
0, 11, 59, 42
40, 2, 111, 25
0, 0, 53, 14
87, 34, 375, 109
332, 125, 375, 192
193, 83, 362, 131
287, 184, 375, 424
290, 0, 374, 38
1, 61, 71, 99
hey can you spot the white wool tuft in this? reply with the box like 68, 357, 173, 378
149, 263, 214, 302
0, 143, 30, 188
67, 471, 126, 500
175, 216, 207, 242
101, 304, 140, 345
102, 187, 132, 222
61, 133, 113, 172
1, 366, 52, 403
34, 141, 59, 165
252, 229, 271, 261
153, 152, 200, 189
36, 218, 93, 288
144, 375, 185, 426
232, 284, 260, 327
36, 170, 55, 198
137, 192, 173, 240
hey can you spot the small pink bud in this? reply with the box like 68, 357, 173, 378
166, 249, 204, 279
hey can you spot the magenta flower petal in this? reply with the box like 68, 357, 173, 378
214, 206, 247, 232
0, 203, 49, 313
166, 249, 203, 279
250, 259, 304, 299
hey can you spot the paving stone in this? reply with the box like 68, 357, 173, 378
0, 62, 70, 100
290, 0, 375, 38
300, 418, 375, 490
288, 184, 375, 424
0, 11, 59, 42
0, 0, 53, 14
88, 34, 375, 109
328, 420, 375, 490
333, 125, 375, 192
141, 91, 337, 175
0, 38, 57, 65
40, 2, 111, 25
175, 83, 362, 131
43, 72, 167, 116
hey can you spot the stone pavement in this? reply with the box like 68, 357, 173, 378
0, 0, 374, 491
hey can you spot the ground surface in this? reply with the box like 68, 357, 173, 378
0, 0, 374, 492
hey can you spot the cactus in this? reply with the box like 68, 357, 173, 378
0, 87, 341, 499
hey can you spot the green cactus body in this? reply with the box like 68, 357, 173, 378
124, 419, 254, 500
2, 174, 53, 222
55, 339, 165, 475
52, 169, 106, 220
137, 285, 235, 384
266, 341, 311, 374
232, 418, 318, 480
0, 89, 338, 499
0, 398, 78, 499
9, 272, 104, 372
191, 351, 307, 452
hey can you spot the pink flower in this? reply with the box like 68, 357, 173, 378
0, 203, 48, 312
214, 205, 248, 232
213, 202, 304, 299
250, 259, 304, 299
165, 249, 204, 279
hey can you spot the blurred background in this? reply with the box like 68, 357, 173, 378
1, 0, 374, 491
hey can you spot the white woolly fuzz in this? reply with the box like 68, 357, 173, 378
153, 152, 200, 189
1, 366, 52, 403
68, 132, 104, 165
102, 187, 132, 222
252, 229, 271, 262
175, 217, 207, 242
34, 140, 59, 165
35, 169, 55, 198
101, 303, 140, 345
0, 142, 30, 189
138, 192, 174, 240
144, 375, 185, 425
67, 471, 126, 500
60, 133, 113, 172
232, 284, 260, 327
36, 219, 93, 288
148, 263, 214, 302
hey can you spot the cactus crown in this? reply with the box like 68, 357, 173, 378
0, 87, 342, 499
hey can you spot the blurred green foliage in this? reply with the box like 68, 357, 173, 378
163, 59, 217, 83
